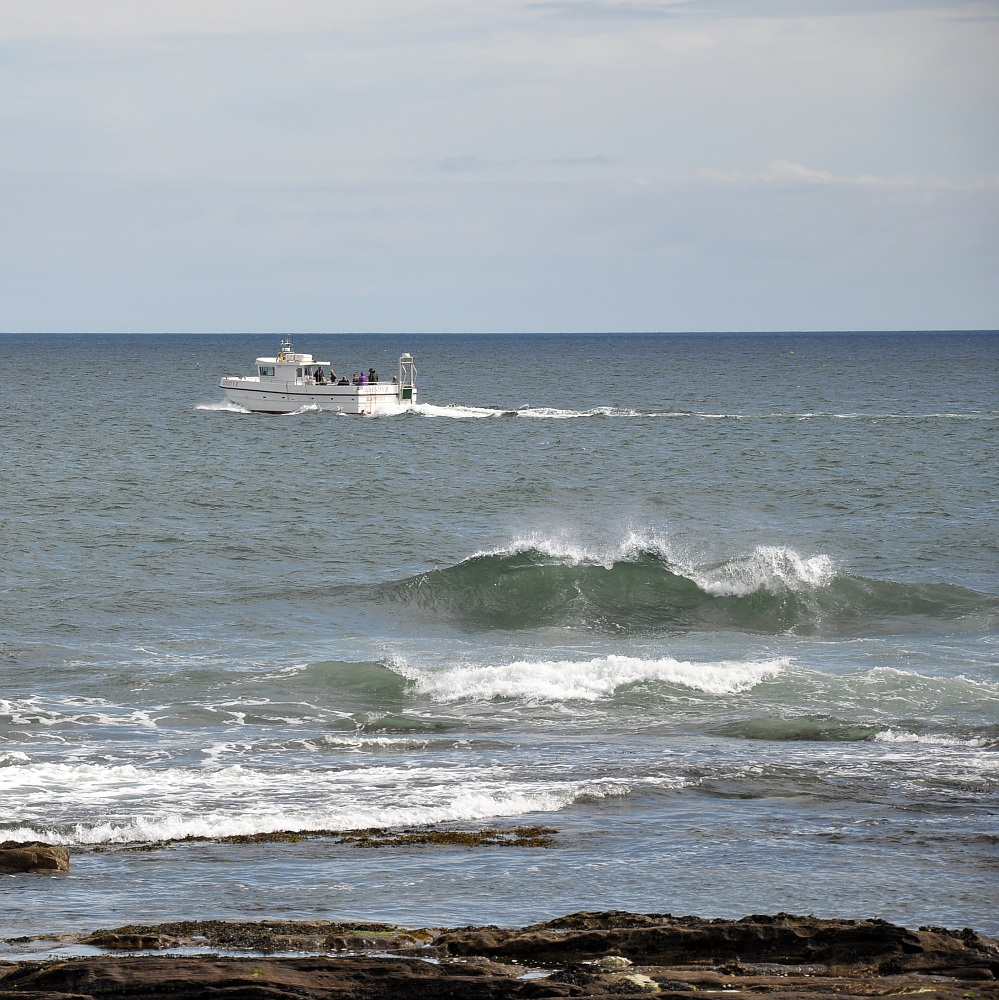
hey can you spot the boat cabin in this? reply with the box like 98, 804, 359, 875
255, 345, 334, 385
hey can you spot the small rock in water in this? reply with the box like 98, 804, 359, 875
619, 972, 660, 992
0, 844, 70, 874
595, 954, 632, 969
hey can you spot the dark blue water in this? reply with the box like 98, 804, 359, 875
1, 331, 996, 943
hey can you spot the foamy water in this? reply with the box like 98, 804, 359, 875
400, 655, 787, 702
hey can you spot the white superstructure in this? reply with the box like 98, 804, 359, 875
219, 338, 418, 415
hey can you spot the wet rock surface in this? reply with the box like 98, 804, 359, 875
0, 843, 70, 875
77, 919, 437, 955
114, 825, 557, 851
436, 910, 999, 976
1, 911, 997, 999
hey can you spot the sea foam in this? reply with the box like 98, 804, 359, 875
472, 532, 837, 594
399, 655, 787, 703
3, 763, 637, 845
873, 728, 994, 748
685, 546, 837, 597
195, 400, 249, 413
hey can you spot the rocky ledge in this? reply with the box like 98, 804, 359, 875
1, 911, 997, 999
0, 844, 70, 875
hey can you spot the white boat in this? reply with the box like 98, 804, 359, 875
219, 339, 417, 415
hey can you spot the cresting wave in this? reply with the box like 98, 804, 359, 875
375, 537, 996, 635
396, 655, 786, 703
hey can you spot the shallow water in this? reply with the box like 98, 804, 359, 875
1, 331, 996, 940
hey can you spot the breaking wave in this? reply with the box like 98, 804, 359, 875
375, 538, 996, 635
397, 655, 785, 703
873, 728, 996, 748
2, 762, 636, 846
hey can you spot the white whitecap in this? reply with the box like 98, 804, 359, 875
1, 760, 639, 845
684, 546, 837, 597
467, 532, 835, 597
873, 728, 992, 748
400, 655, 787, 703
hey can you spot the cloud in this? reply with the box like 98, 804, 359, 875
529, 1, 686, 21
530, 0, 999, 20
700, 161, 999, 190
0, 0, 471, 40
759, 161, 836, 185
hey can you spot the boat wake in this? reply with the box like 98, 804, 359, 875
196, 400, 249, 413
394, 405, 999, 422
198, 397, 999, 422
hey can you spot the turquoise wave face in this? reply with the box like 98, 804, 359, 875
715, 716, 881, 742
373, 546, 998, 636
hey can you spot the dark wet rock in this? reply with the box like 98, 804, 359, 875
541, 913, 666, 931
434, 910, 999, 978
0, 956, 583, 998
548, 965, 659, 994
80, 919, 435, 955
120, 825, 557, 851
0, 992, 96, 999
0, 845, 69, 875
82, 934, 182, 951
2, 912, 998, 999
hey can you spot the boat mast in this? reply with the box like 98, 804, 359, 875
397, 353, 416, 402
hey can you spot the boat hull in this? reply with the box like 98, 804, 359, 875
220, 379, 414, 415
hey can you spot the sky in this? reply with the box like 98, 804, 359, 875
0, 0, 996, 333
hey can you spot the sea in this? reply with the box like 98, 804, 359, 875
1, 331, 997, 944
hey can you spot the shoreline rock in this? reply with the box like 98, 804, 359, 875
0, 844, 70, 875
96, 825, 558, 852
1, 911, 996, 999
436, 909, 999, 977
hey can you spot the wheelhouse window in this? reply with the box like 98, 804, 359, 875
259, 366, 276, 377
